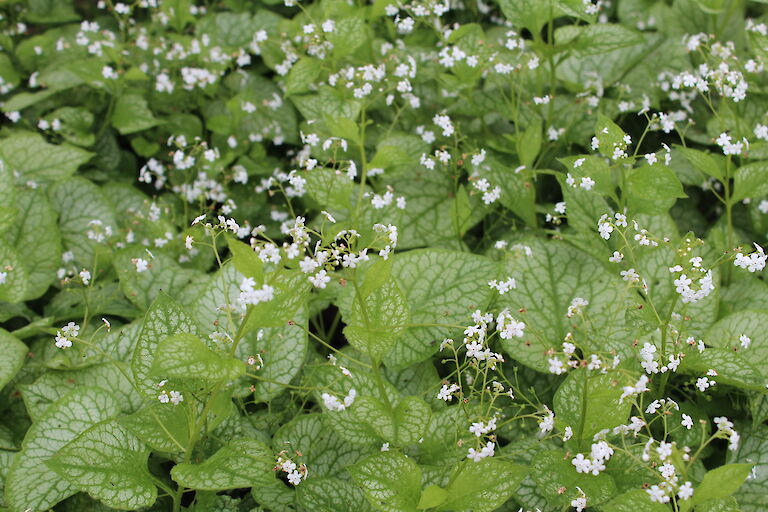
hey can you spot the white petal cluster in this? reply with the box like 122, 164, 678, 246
321, 388, 356, 411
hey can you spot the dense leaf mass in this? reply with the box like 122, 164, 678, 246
1, 0, 768, 511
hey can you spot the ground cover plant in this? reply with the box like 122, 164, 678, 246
1, 0, 768, 511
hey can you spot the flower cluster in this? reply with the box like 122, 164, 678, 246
275, 453, 308, 486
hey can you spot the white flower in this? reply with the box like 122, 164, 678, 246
61, 322, 80, 338
309, 270, 331, 289
321, 388, 356, 411
620, 268, 640, 283
646, 400, 661, 414
287, 470, 302, 485
657, 441, 673, 460
497, 310, 525, 339
580, 177, 596, 190
488, 277, 516, 295
238, 278, 275, 308
740, 334, 751, 349
678, 481, 694, 500
437, 383, 460, 401
54, 331, 72, 349
572, 453, 592, 473
548, 357, 566, 375
566, 297, 589, 318
609, 251, 624, 263
696, 376, 715, 391
647, 485, 670, 503
433, 114, 454, 137
734, 243, 767, 272
620, 375, 650, 403
467, 441, 495, 462
133, 258, 149, 272
538, 407, 554, 434
570, 488, 587, 512
716, 132, 746, 155
101, 65, 118, 80
79, 270, 91, 285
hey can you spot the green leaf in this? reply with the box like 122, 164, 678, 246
728, 425, 768, 512
531, 450, 617, 508
675, 145, 724, 181
297, 477, 375, 512
733, 161, 768, 203
193, 265, 308, 401
384, 168, 486, 248
49, 178, 117, 266
290, 86, 361, 122
554, 370, 632, 443
19, 362, 141, 421
0, 328, 26, 390
437, 459, 528, 512
556, 24, 645, 55
498, 239, 631, 371
272, 414, 366, 477
0, 131, 93, 184
451, 184, 474, 238
118, 401, 191, 453
497, 0, 553, 32
305, 168, 356, 211
417, 485, 447, 509
518, 118, 542, 169
696, 497, 741, 512
360, 257, 393, 298
0, 241, 27, 303
113, 247, 200, 310
171, 439, 274, 490
329, 16, 368, 57
111, 94, 160, 134
680, 348, 764, 391
190, 492, 245, 512
344, 278, 410, 362
47, 420, 156, 510
601, 489, 670, 512
5, 387, 120, 512
198, 11, 259, 47
151, 332, 244, 382
352, 395, 429, 445
386, 249, 496, 367
285, 58, 322, 96
46, 106, 95, 147
4, 188, 61, 300
132, 292, 201, 397
393, 396, 430, 445
227, 237, 264, 281
706, 310, 768, 380
626, 164, 687, 214
594, 113, 628, 160
635, 244, 717, 338
350, 451, 422, 512
692, 464, 752, 506
354, 396, 394, 441
241, 268, 309, 331
130, 136, 160, 157
556, 29, 660, 90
